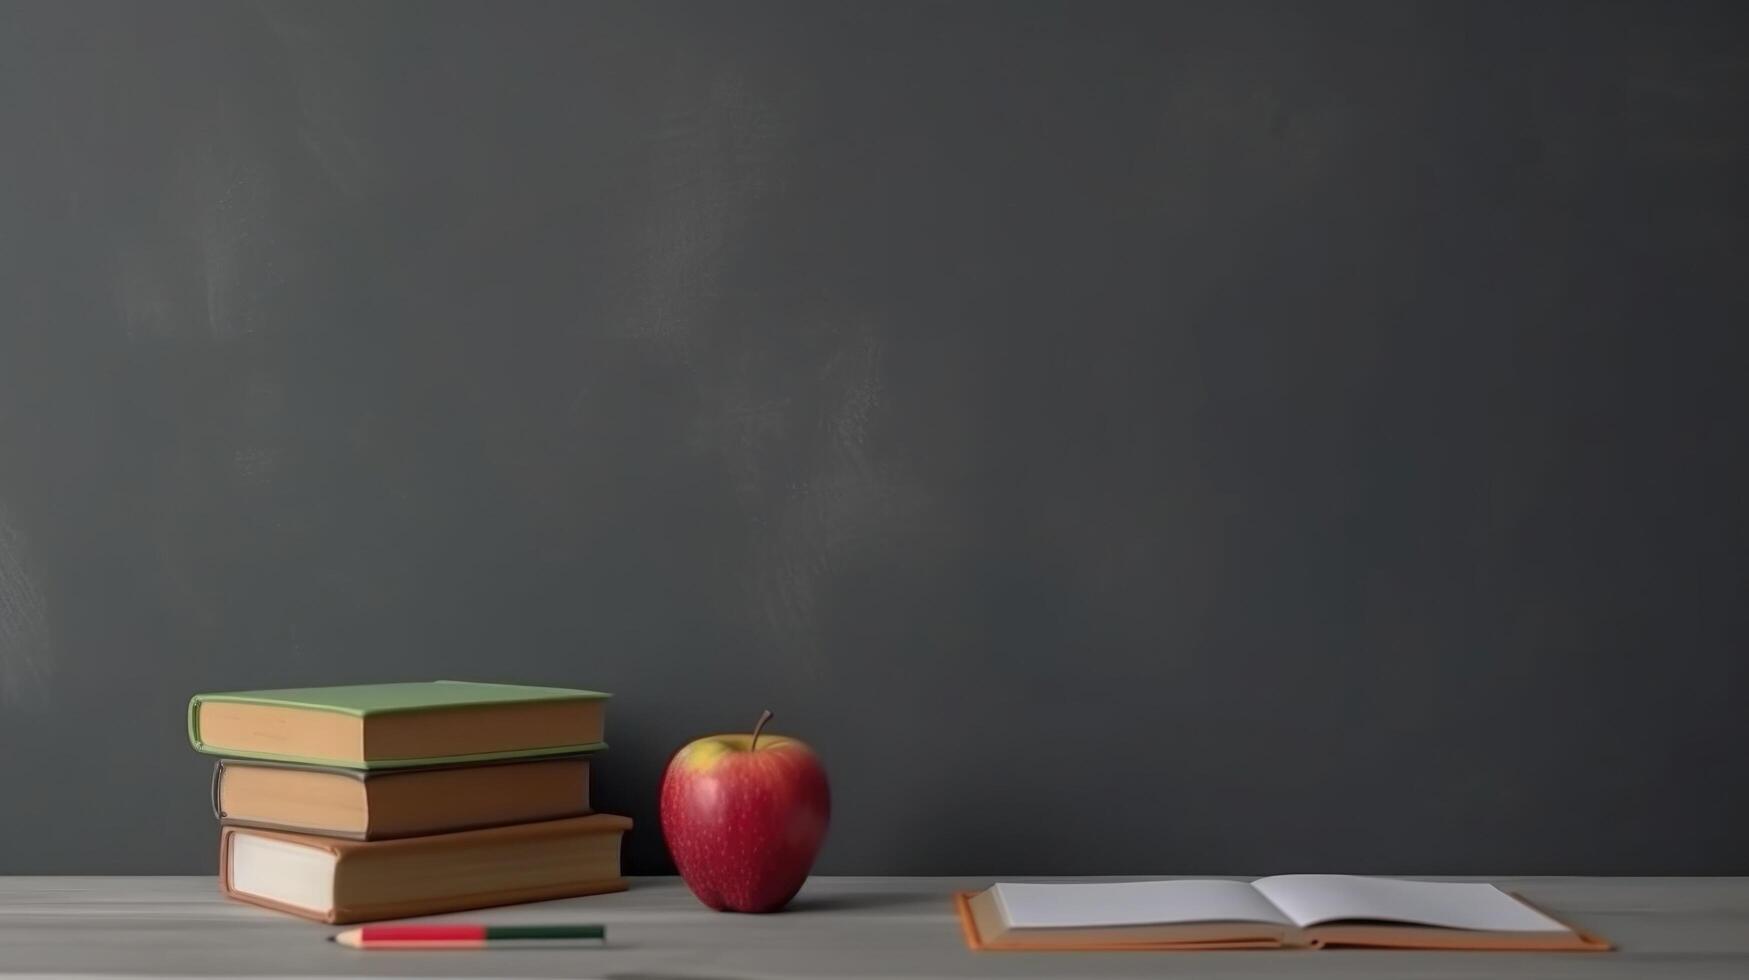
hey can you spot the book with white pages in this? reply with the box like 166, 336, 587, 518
958, 875, 1610, 951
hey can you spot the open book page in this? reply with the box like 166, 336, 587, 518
1252, 875, 1567, 931
991, 880, 1292, 929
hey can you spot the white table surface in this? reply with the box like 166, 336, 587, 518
2, 875, 1746, 979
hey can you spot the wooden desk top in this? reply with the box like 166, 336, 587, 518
2, 875, 1746, 978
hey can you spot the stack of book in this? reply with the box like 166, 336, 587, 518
187, 680, 629, 924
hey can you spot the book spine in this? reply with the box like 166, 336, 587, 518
210, 760, 225, 820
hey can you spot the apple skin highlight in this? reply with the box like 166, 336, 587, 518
660, 712, 831, 913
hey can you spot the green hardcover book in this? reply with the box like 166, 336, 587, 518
189, 681, 609, 770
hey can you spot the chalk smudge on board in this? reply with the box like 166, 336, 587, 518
620, 63, 920, 664
0, 500, 51, 708
258, 4, 377, 197
111, 158, 285, 342
198, 158, 283, 341
115, 246, 176, 341
746, 326, 919, 664
622, 66, 787, 358
232, 447, 282, 486
112, 154, 285, 344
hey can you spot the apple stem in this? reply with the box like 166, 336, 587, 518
750, 709, 774, 751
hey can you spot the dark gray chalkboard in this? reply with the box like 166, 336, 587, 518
1, 0, 1746, 875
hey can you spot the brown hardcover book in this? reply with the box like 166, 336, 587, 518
214, 756, 591, 840
220, 814, 630, 924
957, 877, 1610, 952
188, 681, 608, 769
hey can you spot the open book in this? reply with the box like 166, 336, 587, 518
959, 876, 1610, 951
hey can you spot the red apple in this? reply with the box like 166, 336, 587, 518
660, 710, 830, 913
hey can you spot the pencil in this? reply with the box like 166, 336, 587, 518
332, 924, 606, 949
